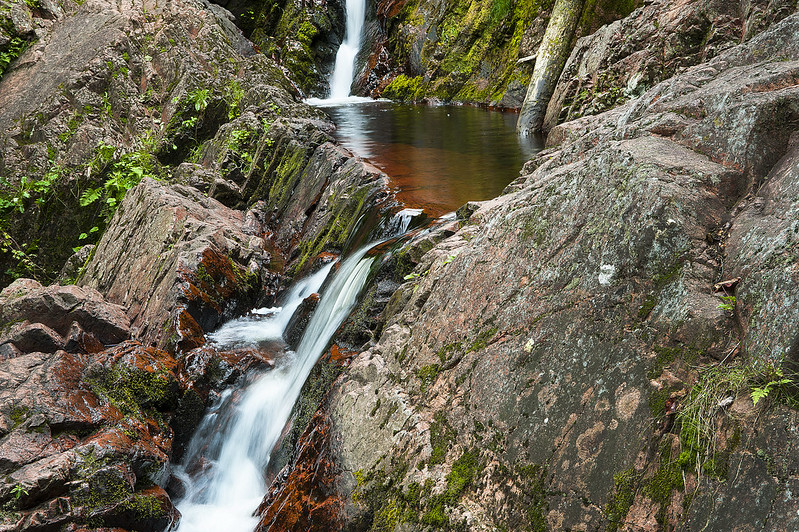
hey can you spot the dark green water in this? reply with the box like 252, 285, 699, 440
321, 101, 543, 216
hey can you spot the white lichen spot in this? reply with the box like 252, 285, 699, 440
598, 264, 616, 286
524, 338, 535, 352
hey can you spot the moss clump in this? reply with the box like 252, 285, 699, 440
73, 462, 134, 514
605, 468, 639, 531
643, 442, 684, 526
88, 362, 176, 419
122, 493, 164, 518
646, 344, 700, 380
429, 412, 456, 466
383, 75, 425, 102
467, 327, 497, 353
421, 449, 481, 527
8, 405, 29, 429
416, 364, 441, 387
637, 294, 657, 320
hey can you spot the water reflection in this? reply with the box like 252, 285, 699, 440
321, 101, 543, 216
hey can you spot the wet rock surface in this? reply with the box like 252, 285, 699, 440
259, 10, 799, 532
0, 341, 180, 531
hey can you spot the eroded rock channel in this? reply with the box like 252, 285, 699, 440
1, 0, 799, 531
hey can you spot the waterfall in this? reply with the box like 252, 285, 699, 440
328, 0, 366, 99
173, 248, 375, 532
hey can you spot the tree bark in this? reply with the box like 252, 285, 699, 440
517, 0, 585, 134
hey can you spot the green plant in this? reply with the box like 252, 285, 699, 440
677, 361, 750, 477
677, 359, 797, 481
0, 165, 61, 213
80, 149, 153, 221
751, 366, 793, 405
11, 484, 28, 500
717, 295, 736, 312
225, 80, 245, 120
0, 37, 28, 78
0, 229, 41, 280
187, 88, 210, 112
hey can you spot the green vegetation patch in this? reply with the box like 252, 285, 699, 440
429, 412, 456, 466
87, 361, 177, 419
605, 468, 639, 531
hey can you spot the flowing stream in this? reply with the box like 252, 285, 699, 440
171, 1, 541, 528
173, 247, 376, 531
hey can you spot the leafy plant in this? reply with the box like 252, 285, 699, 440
11, 484, 28, 500
188, 88, 210, 112
0, 37, 28, 79
677, 360, 797, 480
80, 149, 154, 220
225, 80, 245, 120
0, 229, 41, 280
751, 366, 793, 405
0, 166, 62, 213
717, 295, 736, 312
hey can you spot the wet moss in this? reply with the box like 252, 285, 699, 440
642, 442, 684, 526
88, 362, 177, 419
605, 468, 640, 531
383, 75, 425, 102
122, 492, 164, 518
292, 182, 372, 274
429, 412, 456, 466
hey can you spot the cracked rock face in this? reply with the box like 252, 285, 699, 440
257, 11, 799, 532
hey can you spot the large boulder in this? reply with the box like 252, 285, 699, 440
79, 177, 274, 353
0, 278, 130, 359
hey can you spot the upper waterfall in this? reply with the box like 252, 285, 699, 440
328, 0, 366, 99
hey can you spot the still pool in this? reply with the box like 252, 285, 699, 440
319, 100, 543, 217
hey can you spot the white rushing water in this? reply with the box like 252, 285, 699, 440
173, 248, 375, 531
328, 0, 366, 99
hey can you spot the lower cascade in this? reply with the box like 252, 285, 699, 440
172, 246, 376, 531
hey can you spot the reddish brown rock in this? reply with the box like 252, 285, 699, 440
255, 410, 342, 532
0, 279, 131, 353
79, 178, 274, 353
0, 341, 179, 531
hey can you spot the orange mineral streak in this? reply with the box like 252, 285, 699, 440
255, 411, 342, 532
329, 344, 356, 363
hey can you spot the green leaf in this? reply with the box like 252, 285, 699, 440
79, 188, 101, 206
751, 387, 768, 405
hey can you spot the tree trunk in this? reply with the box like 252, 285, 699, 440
517, 0, 585, 134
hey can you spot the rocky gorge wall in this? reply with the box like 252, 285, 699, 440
0, 0, 395, 529
257, 5, 799, 532
2, 0, 799, 531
